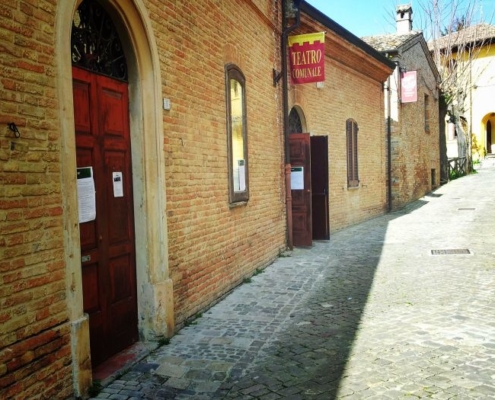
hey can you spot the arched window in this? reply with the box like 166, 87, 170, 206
71, 0, 128, 81
346, 119, 359, 188
289, 107, 303, 134
225, 64, 249, 203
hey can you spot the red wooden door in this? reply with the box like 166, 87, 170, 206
290, 133, 312, 247
73, 67, 138, 367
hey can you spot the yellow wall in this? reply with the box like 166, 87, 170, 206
450, 43, 495, 158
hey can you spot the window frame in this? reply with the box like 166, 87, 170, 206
346, 119, 359, 188
225, 64, 249, 204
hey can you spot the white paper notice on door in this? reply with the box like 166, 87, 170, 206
77, 167, 96, 223
291, 167, 304, 190
112, 172, 124, 197
233, 159, 246, 192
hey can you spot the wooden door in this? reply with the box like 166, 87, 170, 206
311, 136, 329, 240
290, 133, 312, 247
73, 67, 138, 367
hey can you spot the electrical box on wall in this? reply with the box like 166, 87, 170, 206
163, 98, 171, 110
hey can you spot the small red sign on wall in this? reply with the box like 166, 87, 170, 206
288, 32, 325, 84
401, 71, 417, 103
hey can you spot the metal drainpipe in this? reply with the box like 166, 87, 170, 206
386, 75, 392, 212
282, 1, 300, 250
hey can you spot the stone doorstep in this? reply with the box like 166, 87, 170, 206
92, 341, 159, 387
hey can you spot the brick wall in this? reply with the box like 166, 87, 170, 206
0, 0, 397, 397
391, 41, 440, 209
0, 1, 73, 398
143, 0, 286, 324
305, 65, 388, 231
290, 17, 391, 232
1, 0, 287, 396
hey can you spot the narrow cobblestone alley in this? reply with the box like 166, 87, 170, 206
92, 159, 495, 400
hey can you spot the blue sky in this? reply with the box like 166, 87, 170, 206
305, 0, 398, 37
304, 0, 495, 39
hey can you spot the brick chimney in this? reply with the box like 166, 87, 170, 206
396, 4, 413, 34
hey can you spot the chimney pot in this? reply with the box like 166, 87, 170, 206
396, 4, 413, 34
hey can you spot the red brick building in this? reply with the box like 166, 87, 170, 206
287, 3, 394, 246
0, 1, 394, 397
363, 5, 441, 209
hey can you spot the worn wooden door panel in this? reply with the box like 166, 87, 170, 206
311, 136, 329, 240
290, 133, 312, 247
73, 67, 137, 367
73, 69, 107, 366
98, 75, 138, 358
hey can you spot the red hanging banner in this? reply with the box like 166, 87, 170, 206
401, 71, 418, 103
288, 32, 325, 84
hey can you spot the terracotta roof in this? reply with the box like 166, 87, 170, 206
429, 23, 495, 50
361, 32, 422, 52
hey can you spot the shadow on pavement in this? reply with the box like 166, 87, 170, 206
216, 200, 431, 399
92, 166, 495, 399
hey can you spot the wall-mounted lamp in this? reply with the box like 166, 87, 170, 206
8, 122, 20, 138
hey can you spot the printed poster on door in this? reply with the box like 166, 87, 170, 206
77, 167, 96, 223
291, 167, 304, 190
288, 32, 325, 84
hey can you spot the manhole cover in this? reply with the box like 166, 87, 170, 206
431, 249, 471, 255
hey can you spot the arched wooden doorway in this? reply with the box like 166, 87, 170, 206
57, 0, 172, 394
71, 0, 138, 367
288, 106, 329, 246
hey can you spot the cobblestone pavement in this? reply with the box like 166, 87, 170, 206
92, 158, 495, 400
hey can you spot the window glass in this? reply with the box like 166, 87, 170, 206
230, 79, 246, 193
289, 107, 303, 134
226, 65, 248, 203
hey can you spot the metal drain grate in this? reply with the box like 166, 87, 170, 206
431, 249, 471, 255
458, 208, 475, 210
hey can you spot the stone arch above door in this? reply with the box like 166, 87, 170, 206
481, 113, 495, 157
55, 0, 172, 395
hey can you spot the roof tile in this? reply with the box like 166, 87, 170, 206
361, 32, 421, 52
429, 23, 495, 50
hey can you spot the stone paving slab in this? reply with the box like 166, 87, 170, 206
91, 161, 495, 399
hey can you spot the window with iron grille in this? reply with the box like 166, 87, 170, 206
346, 119, 359, 188
71, 0, 128, 81
289, 107, 303, 134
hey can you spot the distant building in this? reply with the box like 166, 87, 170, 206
363, 4, 441, 210
430, 23, 495, 162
